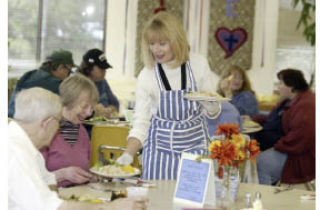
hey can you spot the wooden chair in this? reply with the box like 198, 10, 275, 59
98, 145, 141, 170
89, 125, 141, 169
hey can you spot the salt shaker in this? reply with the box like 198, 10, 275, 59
244, 192, 252, 208
252, 191, 263, 210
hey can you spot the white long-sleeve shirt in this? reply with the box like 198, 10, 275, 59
128, 53, 219, 144
8, 121, 62, 210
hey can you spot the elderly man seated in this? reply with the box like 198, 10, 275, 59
8, 87, 147, 210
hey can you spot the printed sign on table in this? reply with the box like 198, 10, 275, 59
174, 152, 216, 207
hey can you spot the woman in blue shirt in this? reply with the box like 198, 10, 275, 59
78, 49, 119, 118
217, 65, 259, 116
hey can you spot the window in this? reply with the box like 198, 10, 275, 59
8, 0, 106, 74
275, 0, 315, 90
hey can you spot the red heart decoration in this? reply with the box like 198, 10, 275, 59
215, 27, 247, 58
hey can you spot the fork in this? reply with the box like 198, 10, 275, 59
274, 185, 293, 194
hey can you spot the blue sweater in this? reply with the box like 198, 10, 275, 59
230, 91, 259, 116
95, 79, 119, 109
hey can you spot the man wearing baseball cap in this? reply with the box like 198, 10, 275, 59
8, 49, 75, 117
78, 49, 119, 118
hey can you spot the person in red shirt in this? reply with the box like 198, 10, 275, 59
257, 69, 315, 185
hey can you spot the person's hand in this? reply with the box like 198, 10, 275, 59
116, 152, 134, 165
220, 78, 230, 91
62, 166, 92, 184
199, 101, 221, 119
220, 77, 233, 98
109, 197, 148, 210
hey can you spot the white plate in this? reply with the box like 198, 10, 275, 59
90, 167, 140, 179
243, 120, 261, 128
83, 120, 130, 126
184, 92, 230, 102
242, 126, 263, 134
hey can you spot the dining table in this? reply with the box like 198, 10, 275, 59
58, 179, 315, 210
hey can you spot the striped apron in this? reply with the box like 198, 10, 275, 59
142, 61, 210, 180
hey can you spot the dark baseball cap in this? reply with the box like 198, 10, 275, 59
46, 50, 76, 66
82, 49, 112, 69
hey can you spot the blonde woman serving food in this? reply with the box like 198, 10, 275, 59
117, 12, 221, 180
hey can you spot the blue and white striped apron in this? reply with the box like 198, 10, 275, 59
142, 61, 210, 180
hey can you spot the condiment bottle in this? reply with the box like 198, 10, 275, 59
244, 192, 252, 208
252, 191, 263, 210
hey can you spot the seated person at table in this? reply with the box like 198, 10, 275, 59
41, 74, 99, 187
78, 48, 119, 118
217, 65, 259, 116
257, 69, 315, 185
8, 49, 75, 118
9, 88, 146, 210
245, 96, 290, 151
207, 102, 242, 137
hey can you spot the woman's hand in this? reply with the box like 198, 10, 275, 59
116, 152, 134, 166
116, 137, 142, 165
199, 101, 221, 119
220, 77, 232, 98
55, 166, 92, 184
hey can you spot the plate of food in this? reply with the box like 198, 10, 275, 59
83, 116, 108, 124
184, 91, 230, 102
90, 163, 141, 179
242, 126, 263, 134
242, 120, 263, 133
243, 120, 261, 128
83, 116, 130, 126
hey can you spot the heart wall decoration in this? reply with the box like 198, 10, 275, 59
215, 27, 247, 58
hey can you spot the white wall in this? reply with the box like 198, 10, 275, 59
248, 0, 279, 94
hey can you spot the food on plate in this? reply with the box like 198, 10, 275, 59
85, 116, 108, 122
122, 165, 135, 173
185, 91, 222, 98
243, 120, 261, 128
66, 194, 103, 203
97, 165, 136, 176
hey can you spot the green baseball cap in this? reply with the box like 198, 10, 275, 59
45, 50, 76, 67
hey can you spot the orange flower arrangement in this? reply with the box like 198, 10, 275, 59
209, 123, 260, 178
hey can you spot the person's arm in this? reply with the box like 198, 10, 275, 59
126, 137, 143, 156
232, 92, 259, 116
101, 79, 120, 110
53, 166, 92, 184
117, 69, 154, 165
273, 101, 315, 155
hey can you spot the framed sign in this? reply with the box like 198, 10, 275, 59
174, 152, 215, 207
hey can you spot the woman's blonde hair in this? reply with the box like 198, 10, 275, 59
217, 65, 254, 96
59, 74, 99, 108
141, 12, 190, 69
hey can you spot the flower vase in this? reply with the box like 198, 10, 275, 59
215, 166, 240, 208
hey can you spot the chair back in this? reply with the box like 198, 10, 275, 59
89, 125, 141, 169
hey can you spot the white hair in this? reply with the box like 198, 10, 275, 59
14, 87, 62, 123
